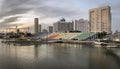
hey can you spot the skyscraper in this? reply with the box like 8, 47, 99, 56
89, 6, 111, 33
34, 18, 39, 34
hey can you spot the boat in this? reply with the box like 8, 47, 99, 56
94, 39, 108, 46
106, 46, 119, 48
94, 41, 104, 45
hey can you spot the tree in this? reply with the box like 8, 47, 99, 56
97, 31, 107, 39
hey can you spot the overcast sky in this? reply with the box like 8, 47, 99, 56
0, 0, 120, 32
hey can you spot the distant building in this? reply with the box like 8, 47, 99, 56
74, 19, 88, 32
16, 29, 20, 34
68, 21, 74, 32
34, 18, 39, 34
39, 24, 41, 33
113, 30, 120, 41
89, 6, 111, 33
53, 18, 74, 33
48, 26, 53, 33
42, 29, 48, 33
74, 20, 78, 31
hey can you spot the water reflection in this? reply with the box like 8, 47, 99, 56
89, 48, 120, 69
0, 43, 120, 69
34, 45, 39, 59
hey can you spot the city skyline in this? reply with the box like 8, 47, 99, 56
0, 0, 120, 32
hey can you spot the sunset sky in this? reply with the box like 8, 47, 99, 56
0, 0, 120, 32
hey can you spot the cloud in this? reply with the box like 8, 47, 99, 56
0, 8, 31, 18
0, 16, 21, 27
0, 0, 34, 18
0, 0, 82, 29
111, 2, 120, 15
0, 0, 40, 28
0, 0, 82, 19
111, 6, 120, 31
0, 0, 56, 18
0, 0, 120, 32
34, 6, 80, 18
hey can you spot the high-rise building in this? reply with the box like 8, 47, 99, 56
53, 18, 74, 33
34, 18, 39, 34
48, 26, 53, 33
89, 6, 111, 33
74, 19, 88, 32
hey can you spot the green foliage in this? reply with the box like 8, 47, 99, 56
97, 31, 107, 39
25, 33, 32, 37
6, 32, 32, 38
69, 30, 81, 33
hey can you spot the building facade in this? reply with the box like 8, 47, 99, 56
74, 19, 88, 32
34, 18, 39, 34
53, 18, 74, 33
89, 6, 111, 33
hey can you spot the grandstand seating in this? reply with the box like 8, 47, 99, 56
54, 33, 65, 39
63, 33, 79, 39
42, 32, 95, 40
43, 33, 59, 39
74, 32, 95, 40
69, 33, 81, 39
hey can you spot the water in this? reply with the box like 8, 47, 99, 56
0, 42, 120, 69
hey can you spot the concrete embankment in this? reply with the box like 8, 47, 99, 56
1, 39, 94, 45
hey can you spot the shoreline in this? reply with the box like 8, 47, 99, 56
1, 39, 120, 48
1, 39, 93, 45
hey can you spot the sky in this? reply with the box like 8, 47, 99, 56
0, 0, 120, 32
